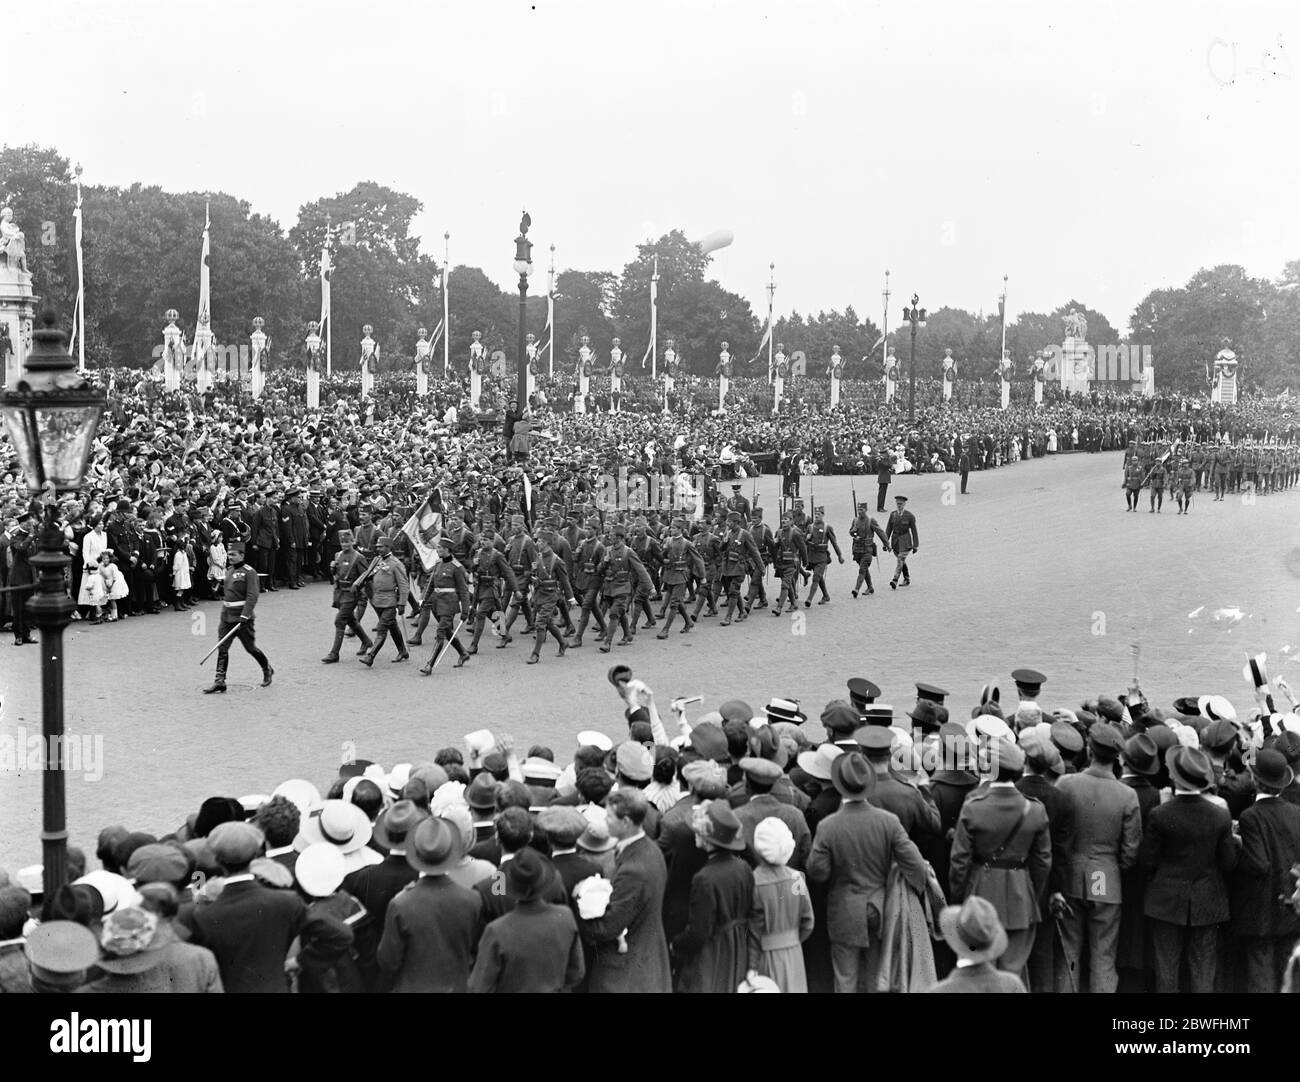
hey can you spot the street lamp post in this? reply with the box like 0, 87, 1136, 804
902, 293, 927, 421
512, 211, 534, 415
0, 308, 106, 901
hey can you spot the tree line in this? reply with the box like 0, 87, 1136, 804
2, 143, 1296, 391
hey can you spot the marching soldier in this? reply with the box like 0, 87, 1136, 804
596, 523, 653, 653
769, 512, 808, 617
203, 539, 274, 694
884, 495, 918, 589
849, 506, 888, 598
526, 531, 576, 664
322, 530, 374, 663
745, 506, 773, 613
1123, 457, 1145, 512
1147, 455, 1167, 513
500, 515, 539, 642
1211, 444, 1232, 501
418, 538, 473, 675
717, 511, 762, 627
690, 519, 723, 621
467, 537, 519, 653
569, 518, 609, 649
358, 536, 409, 667
628, 518, 663, 633
656, 519, 703, 637
802, 507, 844, 606
1172, 457, 1196, 514
726, 483, 751, 518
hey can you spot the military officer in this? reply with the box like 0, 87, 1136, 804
1147, 455, 1167, 513
849, 506, 887, 598
1123, 457, 1145, 512
628, 518, 662, 633
358, 536, 409, 667
726, 483, 751, 518
595, 523, 653, 652
203, 539, 274, 693
322, 530, 374, 663
802, 507, 844, 606
526, 530, 577, 664
769, 512, 808, 616
418, 538, 473, 675
716, 511, 762, 627
1173, 457, 1196, 514
569, 518, 609, 649
500, 515, 539, 642
656, 518, 703, 638
689, 520, 723, 621
884, 495, 918, 589
467, 537, 519, 653
745, 507, 773, 613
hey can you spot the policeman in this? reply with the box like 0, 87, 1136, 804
849, 506, 887, 598
322, 530, 374, 663
468, 538, 519, 652
802, 507, 844, 606
418, 538, 472, 675
656, 518, 703, 638
1147, 455, 1167, 513
204, 539, 273, 693
525, 530, 576, 664
596, 523, 652, 653
769, 512, 808, 616
569, 517, 608, 649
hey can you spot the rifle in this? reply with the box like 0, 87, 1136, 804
851, 482, 858, 517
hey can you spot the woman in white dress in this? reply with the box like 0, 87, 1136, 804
171, 530, 193, 611
79, 518, 109, 622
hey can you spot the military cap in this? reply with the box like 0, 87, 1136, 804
1011, 668, 1046, 696
915, 682, 948, 704
861, 704, 894, 727
855, 727, 895, 754
847, 677, 881, 706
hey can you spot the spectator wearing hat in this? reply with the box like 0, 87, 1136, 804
377, 817, 484, 993
807, 752, 930, 993
856, 727, 941, 853
748, 817, 815, 993
537, 806, 600, 901
292, 844, 364, 993
1053, 723, 1142, 993
924, 896, 1026, 993
186, 821, 348, 994
1272, 732, 1300, 807
733, 757, 812, 871
1139, 747, 1240, 993
948, 738, 1051, 981
468, 848, 586, 993
438, 806, 498, 892
1201, 719, 1255, 819
581, 790, 672, 994
23, 921, 101, 993
1014, 725, 1073, 993
671, 801, 754, 993
660, 760, 730, 942
475, 808, 567, 921
1232, 749, 1300, 992
84, 897, 223, 994
0, 886, 33, 992
1116, 733, 1161, 992
613, 742, 662, 840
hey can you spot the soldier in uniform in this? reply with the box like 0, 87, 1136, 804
569, 518, 609, 649
628, 518, 662, 634
1122, 456, 1145, 512
690, 520, 723, 621
500, 515, 539, 642
769, 512, 808, 617
849, 506, 888, 598
1211, 444, 1232, 501
745, 506, 772, 613
525, 530, 576, 664
358, 536, 409, 667
467, 537, 519, 653
656, 519, 703, 638
1147, 455, 1167, 513
203, 539, 274, 693
802, 507, 844, 606
595, 523, 653, 653
726, 483, 752, 518
417, 538, 473, 674
717, 511, 762, 627
1172, 457, 1195, 514
322, 530, 375, 663
884, 495, 918, 589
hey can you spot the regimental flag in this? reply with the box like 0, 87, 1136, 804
401, 498, 443, 572
70, 175, 85, 367
869, 332, 886, 354
427, 317, 445, 353
750, 315, 772, 368
441, 262, 450, 375
319, 236, 332, 328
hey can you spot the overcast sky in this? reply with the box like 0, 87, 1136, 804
9, 0, 1300, 333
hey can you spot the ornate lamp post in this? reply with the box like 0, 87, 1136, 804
512, 211, 534, 415
0, 308, 106, 899
902, 293, 927, 421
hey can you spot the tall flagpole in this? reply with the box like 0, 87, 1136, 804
72, 164, 85, 370
767, 262, 775, 382
650, 255, 659, 379
882, 269, 891, 370
547, 244, 555, 377
322, 216, 332, 378
1000, 273, 1008, 363
443, 232, 451, 378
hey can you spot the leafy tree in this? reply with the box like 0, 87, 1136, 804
554, 270, 618, 368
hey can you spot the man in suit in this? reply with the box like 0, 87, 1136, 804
1054, 723, 1143, 993
875, 455, 892, 512
924, 896, 1026, 993
186, 821, 350, 993
855, 727, 941, 852
1140, 746, 1240, 993
949, 737, 1051, 979
468, 848, 586, 993
537, 806, 600, 901
1015, 726, 1073, 993
732, 757, 812, 871
807, 752, 930, 993
581, 789, 672, 993
473, 808, 567, 921
377, 817, 483, 992
884, 495, 918, 589
253, 491, 280, 590
1116, 732, 1162, 991
660, 761, 729, 942
1233, 749, 1300, 992
278, 489, 310, 589
6, 510, 37, 646
343, 800, 426, 991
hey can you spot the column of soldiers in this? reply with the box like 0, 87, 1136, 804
321, 481, 908, 673
1122, 439, 1298, 515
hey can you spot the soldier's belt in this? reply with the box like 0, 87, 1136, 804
222, 601, 246, 608
433, 587, 459, 593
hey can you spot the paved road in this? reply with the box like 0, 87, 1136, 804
3, 451, 1299, 870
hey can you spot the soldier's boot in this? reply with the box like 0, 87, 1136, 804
617, 615, 634, 646
390, 623, 409, 661
680, 608, 694, 634
203, 656, 229, 694
453, 639, 469, 667
864, 571, 874, 594
818, 579, 831, 604
420, 635, 447, 675
658, 611, 674, 639
407, 610, 429, 647
691, 593, 707, 621
322, 629, 345, 663
550, 624, 568, 656
720, 596, 736, 627
468, 616, 485, 654
521, 599, 536, 635
639, 597, 656, 629
360, 629, 387, 667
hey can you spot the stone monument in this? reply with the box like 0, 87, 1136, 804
1059, 307, 1092, 395
1, 204, 38, 389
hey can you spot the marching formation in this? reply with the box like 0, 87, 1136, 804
1121, 439, 1299, 515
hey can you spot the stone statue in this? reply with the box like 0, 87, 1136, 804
1064, 309, 1087, 340
0, 208, 28, 273
304, 321, 323, 371
715, 341, 733, 378
469, 330, 486, 374
577, 335, 593, 377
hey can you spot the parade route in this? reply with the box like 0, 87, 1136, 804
2, 450, 1298, 870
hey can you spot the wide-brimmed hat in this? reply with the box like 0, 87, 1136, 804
831, 752, 874, 799
73, 870, 142, 915
1165, 746, 1214, 793
405, 817, 461, 875
294, 800, 373, 854
295, 843, 347, 898
1122, 734, 1160, 775
373, 800, 428, 849
763, 698, 807, 725
504, 848, 555, 901
1251, 748, 1295, 791
272, 779, 322, 817
695, 801, 747, 851
97, 907, 167, 975
796, 743, 844, 782
939, 895, 1009, 965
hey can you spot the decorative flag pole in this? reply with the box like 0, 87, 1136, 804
546, 244, 555, 377
319, 220, 332, 379
999, 274, 1008, 368
767, 262, 775, 384
187, 201, 212, 394
641, 255, 659, 376
71, 165, 85, 371
999, 275, 1009, 410
881, 269, 891, 373
443, 232, 451, 378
